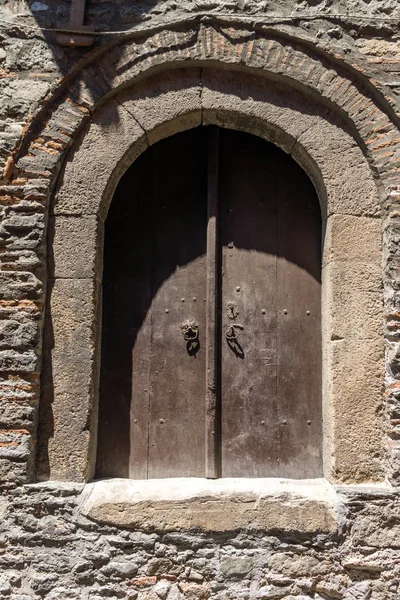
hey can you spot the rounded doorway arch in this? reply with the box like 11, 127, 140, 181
38, 68, 384, 484
97, 126, 322, 480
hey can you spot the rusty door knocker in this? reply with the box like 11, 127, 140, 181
181, 320, 200, 356
225, 296, 245, 359
225, 323, 244, 340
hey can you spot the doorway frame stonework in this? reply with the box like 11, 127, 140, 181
4, 20, 399, 486
40, 67, 384, 484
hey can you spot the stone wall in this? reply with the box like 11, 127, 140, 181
0, 483, 398, 600
0, 1, 400, 599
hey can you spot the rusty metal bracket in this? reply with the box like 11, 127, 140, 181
226, 301, 239, 320
225, 323, 244, 340
56, 0, 95, 47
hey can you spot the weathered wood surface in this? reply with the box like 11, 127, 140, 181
219, 130, 279, 477
275, 151, 322, 478
220, 129, 322, 478
147, 130, 207, 478
206, 127, 220, 478
98, 127, 322, 479
97, 149, 154, 478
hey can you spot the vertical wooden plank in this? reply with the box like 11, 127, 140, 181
206, 127, 220, 479
220, 130, 279, 477
70, 0, 86, 26
147, 128, 208, 478
97, 148, 154, 479
129, 147, 157, 479
276, 160, 323, 478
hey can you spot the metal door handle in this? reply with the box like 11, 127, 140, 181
225, 323, 244, 340
181, 320, 199, 341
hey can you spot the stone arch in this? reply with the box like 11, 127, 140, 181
10, 21, 400, 196
3, 17, 398, 484
37, 66, 384, 483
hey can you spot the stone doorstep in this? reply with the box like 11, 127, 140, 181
76, 477, 347, 533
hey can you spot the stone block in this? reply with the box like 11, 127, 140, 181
47, 215, 102, 280
294, 123, 380, 217
220, 556, 254, 576
323, 260, 383, 341
153, 581, 171, 599
201, 69, 324, 153
267, 553, 328, 577
102, 560, 139, 578
0, 272, 42, 301
53, 99, 147, 218
0, 457, 27, 482
0, 401, 36, 429
342, 582, 371, 600
79, 478, 338, 533
118, 68, 202, 146
38, 278, 100, 481
0, 79, 49, 117
327, 337, 385, 482
351, 510, 400, 548
323, 214, 381, 266
0, 210, 45, 260
178, 582, 209, 600
0, 349, 38, 373
0, 249, 41, 272
0, 319, 38, 349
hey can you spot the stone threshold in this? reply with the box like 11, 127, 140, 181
77, 477, 344, 533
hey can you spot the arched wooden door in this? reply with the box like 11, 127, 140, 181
96, 127, 322, 480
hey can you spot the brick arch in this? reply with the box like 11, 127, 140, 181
37, 66, 385, 484
10, 21, 400, 195
2, 19, 398, 484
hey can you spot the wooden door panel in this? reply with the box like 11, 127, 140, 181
147, 129, 208, 478
99, 129, 208, 479
97, 150, 155, 479
219, 130, 280, 477
219, 129, 322, 478
276, 178, 322, 478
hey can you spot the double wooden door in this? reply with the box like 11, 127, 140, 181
97, 127, 322, 480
